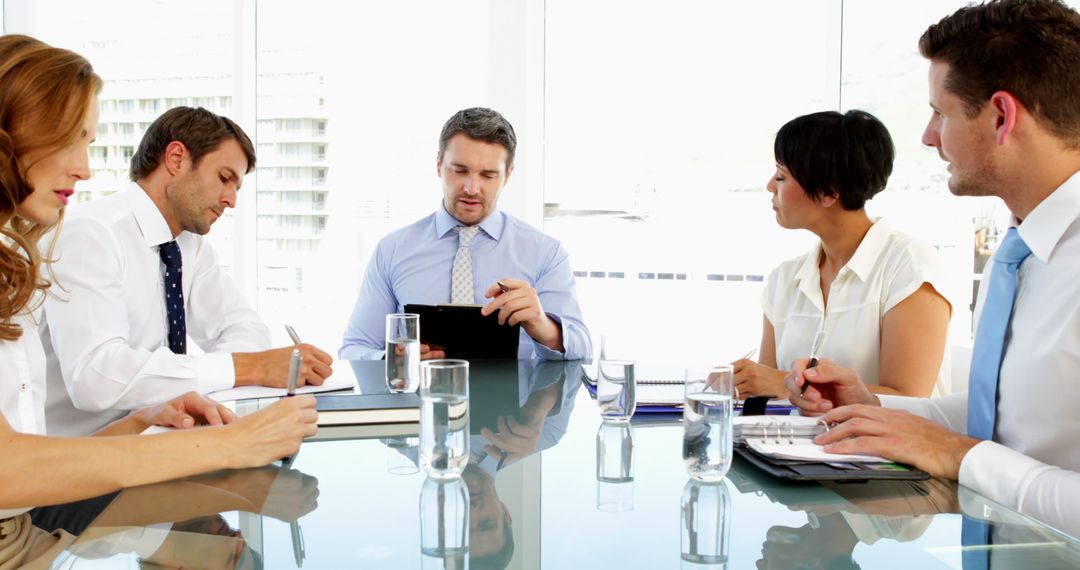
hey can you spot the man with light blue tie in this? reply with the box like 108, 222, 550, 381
782, 0, 1080, 534
340, 107, 590, 361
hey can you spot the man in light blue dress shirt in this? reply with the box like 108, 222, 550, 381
340, 107, 590, 361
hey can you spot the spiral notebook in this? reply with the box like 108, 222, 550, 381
733, 416, 929, 481
582, 363, 792, 408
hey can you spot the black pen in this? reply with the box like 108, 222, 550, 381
799, 330, 828, 395
496, 450, 508, 470
496, 280, 510, 294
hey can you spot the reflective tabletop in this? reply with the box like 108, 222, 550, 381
31, 360, 1080, 569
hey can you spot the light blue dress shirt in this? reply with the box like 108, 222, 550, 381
340, 204, 591, 361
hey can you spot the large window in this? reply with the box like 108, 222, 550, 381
545, 0, 839, 361
9, 0, 1071, 368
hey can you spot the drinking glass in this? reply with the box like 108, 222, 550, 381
385, 313, 420, 392
682, 365, 734, 482
419, 476, 469, 569
680, 478, 731, 568
419, 359, 470, 479
597, 359, 636, 421
595, 421, 635, 512
385, 435, 420, 475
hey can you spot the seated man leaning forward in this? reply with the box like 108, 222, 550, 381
340, 107, 590, 361
43, 106, 334, 436
787, 0, 1080, 535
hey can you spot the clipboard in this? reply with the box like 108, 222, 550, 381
404, 304, 520, 359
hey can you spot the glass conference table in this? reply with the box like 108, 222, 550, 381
29, 360, 1080, 569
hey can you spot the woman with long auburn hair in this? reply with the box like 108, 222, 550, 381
0, 35, 317, 568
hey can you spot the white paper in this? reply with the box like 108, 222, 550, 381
207, 373, 356, 403
746, 438, 890, 463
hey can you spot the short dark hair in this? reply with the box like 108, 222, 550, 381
773, 110, 895, 211
129, 106, 256, 181
438, 107, 517, 169
470, 517, 515, 570
919, 0, 1080, 147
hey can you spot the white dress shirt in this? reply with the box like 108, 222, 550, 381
762, 218, 953, 395
42, 183, 270, 436
880, 169, 1080, 536
0, 304, 47, 519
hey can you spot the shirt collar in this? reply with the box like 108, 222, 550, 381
792, 218, 889, 288
124, 182, 175, 248
1014, 169, 1080, 264
843, 218, 890, 281
434, 201, 505, 241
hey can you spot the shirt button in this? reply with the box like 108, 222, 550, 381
20, 383, 28, 392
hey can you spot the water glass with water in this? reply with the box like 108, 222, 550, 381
420, 476, 469, 569
420, 359, 470, 479
386, 313, 421, 392
595, 421, 635, 512
597, 359, 636, 421
680, 479, 731, 568
682, 365, 734, 482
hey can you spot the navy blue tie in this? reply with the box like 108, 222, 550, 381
159, 241, 187, 355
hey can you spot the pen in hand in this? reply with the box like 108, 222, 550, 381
286, 324, 302, 345
496, 280, 510, 294
287, 348, 301, 397
799, 330, 828, 396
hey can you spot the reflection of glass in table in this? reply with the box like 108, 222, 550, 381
38, 360, 1080, 569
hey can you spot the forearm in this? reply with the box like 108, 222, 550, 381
67, 347, 234, 411
92, 412, 150, 437
958, 441, 1080, 534
91, 480, 255, 528
0, 430, 234, 509
868, 385, 908, 397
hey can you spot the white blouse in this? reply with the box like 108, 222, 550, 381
761, 219, 952, 395
1, 302, 48, 518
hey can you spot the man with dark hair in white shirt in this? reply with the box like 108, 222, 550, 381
785, 0, 1080, 533
42, 106, 335, 436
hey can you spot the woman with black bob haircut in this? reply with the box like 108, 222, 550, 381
731, 110, 953, 400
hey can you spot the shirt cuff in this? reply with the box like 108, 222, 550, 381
530, 313, 568, 360
340, 343, 386, 361
877, 394, 927, 415
958, 440, 1056, 512
194, 353, 237, 394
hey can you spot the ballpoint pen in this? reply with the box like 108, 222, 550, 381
286, 323, 302, 345
496, 449, 508, 470
287, 348, 301, 397
799, 330, 828, 395
290, 518, 306, 567
496, 280, 511, 293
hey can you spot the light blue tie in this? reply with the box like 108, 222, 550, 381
967, 228, 1031, 441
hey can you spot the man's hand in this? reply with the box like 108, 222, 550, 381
814, 404, 981, 479
732, 358, 787, 398
481, 277, 563, 352
480, 415, 543, 466
233, 343, 334, 388
134, 391, 237, 430
784, 358, 879, 415
419, 343, 445, 360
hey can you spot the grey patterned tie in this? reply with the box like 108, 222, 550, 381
451, 226, 481, 304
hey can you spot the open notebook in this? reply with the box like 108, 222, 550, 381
735, 416, 890, 463
732, 415, 929, 481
